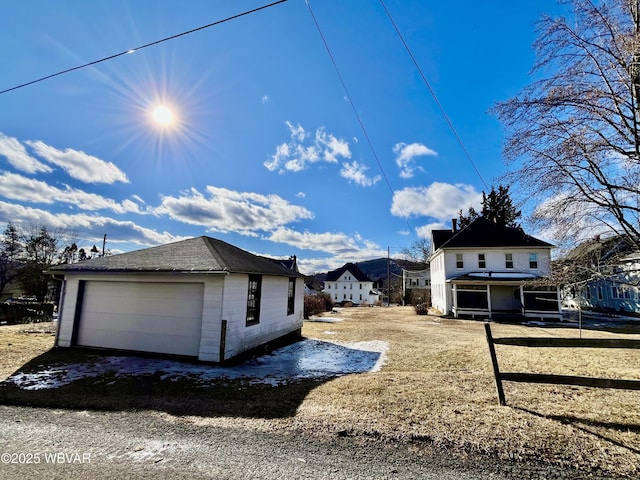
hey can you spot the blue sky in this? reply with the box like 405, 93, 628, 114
0, 0, 565, 274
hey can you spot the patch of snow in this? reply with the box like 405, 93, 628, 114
6, 338, 389, 390
323, 331, 338, 335
306, 316, 344, 323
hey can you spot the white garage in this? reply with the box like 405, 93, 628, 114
76, 281, 204, 356
51, 236, 305, 363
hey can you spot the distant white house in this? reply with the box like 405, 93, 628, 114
430, 218, 561, 320
50, 237, 304, 362
323, 263, 380, 305
402, 268, 431, 304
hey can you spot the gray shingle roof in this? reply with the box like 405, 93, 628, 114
50, 236, 302, 277
432, 218, 552, 250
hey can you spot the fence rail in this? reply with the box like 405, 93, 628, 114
484, 323, 640, 406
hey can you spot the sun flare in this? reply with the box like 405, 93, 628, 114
151, 105, 175, 126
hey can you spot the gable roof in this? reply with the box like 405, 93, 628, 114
563, 234, 637, 264
50, 236, 302, 277
325, 263, 372, 282
269, 255, 299, 273
431, 217, 552, 251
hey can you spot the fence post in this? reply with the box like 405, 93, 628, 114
484, 323, 507, 406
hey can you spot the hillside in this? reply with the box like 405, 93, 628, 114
306, 258, 428, 289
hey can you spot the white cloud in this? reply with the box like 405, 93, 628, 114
267, 227, 385, 258
0, 133, 52, 174
0, 172, 142, 214
340, 161, 381, 187
262, 95, 269, 104
296, 192, 306, 198
265, 122, 351, 173
0, 200, 178, 247
391, 182, 482, 220
25, 140, 129, 184
156, 186, 314, 236
393, 142, 436, 179
415, 221, 448, 239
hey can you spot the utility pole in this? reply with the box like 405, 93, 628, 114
387, 246, 391, 306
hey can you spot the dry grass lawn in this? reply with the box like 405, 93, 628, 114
0, 322, 56, 379
295, 307, 640, 477
1, 308, 640, 477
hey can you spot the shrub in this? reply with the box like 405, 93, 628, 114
304, 293, 334, 319
0, 302, 55, 324
414, 303, 429, 315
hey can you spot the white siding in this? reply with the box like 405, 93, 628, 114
325, 269, 378, 305
197, 276, 225, 362
56, 271, 303, 363
430, 251, 448, 314
443, 248, 551, 277
56, 277, 81, 348
429, 247, 553, 316
222, 274, 303, 360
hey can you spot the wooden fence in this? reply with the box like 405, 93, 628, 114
484, 323, 640, 406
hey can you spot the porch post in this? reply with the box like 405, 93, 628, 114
520, 285, 525, 315
452, 283, 458, 318
487, 284, 492, 320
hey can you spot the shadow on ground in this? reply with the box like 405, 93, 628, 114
514, 406, 640, 456
0, 339, 383, 419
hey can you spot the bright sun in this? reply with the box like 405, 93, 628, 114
152, 105, 175, 126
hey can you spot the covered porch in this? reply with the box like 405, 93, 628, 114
448, 273, 561, 321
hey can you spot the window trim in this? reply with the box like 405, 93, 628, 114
505, 253, 514, 269
246, 274, 262, 326
456, 253, 464, 269
478, 253, 486, 269
287, 277, 296, 316
529, 252, 538, 269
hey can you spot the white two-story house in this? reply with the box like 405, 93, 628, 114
323, 263, 380, 305
430, 218, 561, 320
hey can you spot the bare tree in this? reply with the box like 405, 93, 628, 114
400, 237, 431, 265
493, 0, 640, 249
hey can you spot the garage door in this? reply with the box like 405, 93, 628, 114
77, 281, 204, 356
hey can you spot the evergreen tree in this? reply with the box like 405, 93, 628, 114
0, 223, 22, 297
458, 206, 479, 229
481, 185, 521, 227
459, 185, 521, 229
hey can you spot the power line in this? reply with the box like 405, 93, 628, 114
378, 0, 489, 191
0, 0, 289, 95
304, 0, 417, 238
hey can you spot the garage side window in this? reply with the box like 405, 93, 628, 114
287, 277, 296, 315
246, 275, 262, 326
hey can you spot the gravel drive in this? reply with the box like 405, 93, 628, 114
0, 405, 622, 479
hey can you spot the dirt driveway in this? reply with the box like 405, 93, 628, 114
0, 405, 617, 480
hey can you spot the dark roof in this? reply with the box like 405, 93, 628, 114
269, 255, 298, 273
563, 235, 632, 263
432, 217, 552, 250
325, 263, 372, 282
50, 236, 302, 277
